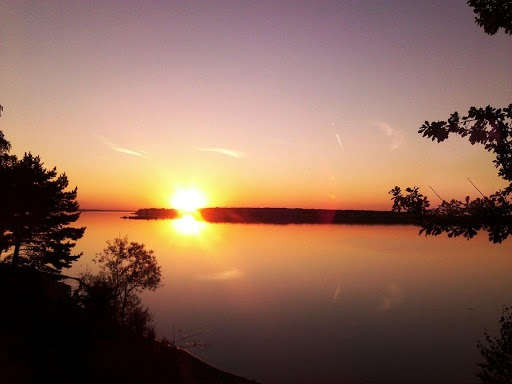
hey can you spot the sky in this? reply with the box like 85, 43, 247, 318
0, 0, 511, 210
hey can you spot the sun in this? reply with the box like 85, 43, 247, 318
170, 188, 207, 212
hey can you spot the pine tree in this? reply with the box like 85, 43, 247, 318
0, 153, 86, 272
0, 106, 85, 273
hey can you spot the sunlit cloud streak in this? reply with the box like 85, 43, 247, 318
197, 147, 245, 158
110, 145, 146, 157
373, 121, 404, 151
335, 133, 344, 151
96, 135, 147, 158
197, 268, 244, 281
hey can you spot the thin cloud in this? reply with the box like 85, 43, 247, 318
110, 145, 145, 157
335, 133, 344, 151
197, 147, 245, 158
197, 268, 244, 281
96, 135, 147, 158
373, 121, 404, 151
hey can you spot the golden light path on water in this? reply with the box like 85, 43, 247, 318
171, 213, 206, 236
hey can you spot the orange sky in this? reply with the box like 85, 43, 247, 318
1, 1, 510, 210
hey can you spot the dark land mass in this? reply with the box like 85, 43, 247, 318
125, 207, 420, 225
81, 209, 135, 212
0, 264, 258, 384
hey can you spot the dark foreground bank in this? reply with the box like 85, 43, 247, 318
0, 264, 258, 384
125, 207, 419, 224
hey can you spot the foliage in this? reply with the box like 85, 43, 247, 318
0, 131, 10, 154
0, 107, 85, 273
0, 105, 10, 154
389, 186, 430, 215
76, 237, 161, 338
93, 237, 162, 308
0, 153, 85, 272
0, 263, 248, 384
468, 0, 512, 36
0, 115, 14, 254
390, 186, 512, 243
78, 273, 156, 339
388, 12, 512, 242
386, 3, 512, 383
419, 105, 512, 194
389, 105, 512, 242
477, 307, 512, 383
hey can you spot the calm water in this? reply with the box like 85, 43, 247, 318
72, 212, 512, 384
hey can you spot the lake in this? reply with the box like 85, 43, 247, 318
71, 212, 512, 384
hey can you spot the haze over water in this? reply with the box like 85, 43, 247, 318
72, 212, 512, 384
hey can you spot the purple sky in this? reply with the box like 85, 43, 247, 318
1, 0, 511, 209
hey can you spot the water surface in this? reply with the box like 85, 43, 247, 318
72, 212, 512, 384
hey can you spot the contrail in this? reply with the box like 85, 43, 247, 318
110, 145, 145, 157
335, 134, 344, 151
197, 147, 244, 158
96, 135, 147, 158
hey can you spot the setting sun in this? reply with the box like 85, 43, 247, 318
170, 188, 207, 212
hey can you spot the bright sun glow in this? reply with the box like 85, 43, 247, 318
171, 214, 205, 235
170, 188, 207, 212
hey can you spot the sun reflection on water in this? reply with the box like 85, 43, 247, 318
171, 214, 206, 236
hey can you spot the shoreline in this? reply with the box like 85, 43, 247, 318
123, 207, 419, 225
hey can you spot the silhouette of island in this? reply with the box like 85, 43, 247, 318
80, 209, 135, 212
125, 207, 419, 225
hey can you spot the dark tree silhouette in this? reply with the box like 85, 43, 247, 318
390, 186, 430, 216
0, 112, 85, 273
0, 131, 11, 255
94, 237, 162, 304
78, 237, 161, 337
390, 105, 512, 243
419, 105, 512, 193
0, 153, 85, 271
468, 0, 512, 36
388, 4, 512, 383
0, 105, 10, 154
0, 106, 11, 255
389, 2, 512, 244
0, 131, 9, 154
477, 306, 512, 383
0, 108, 14, 256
